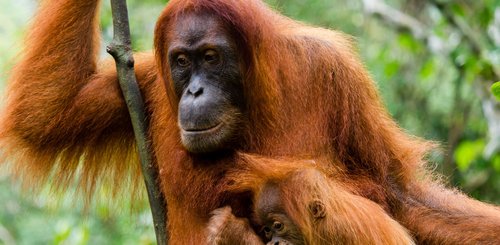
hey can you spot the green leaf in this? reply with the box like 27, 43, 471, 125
53, 222, 71, 245
454, 140, 485, 172
493, 155, 500, 172
384, 61, 400, 77
420, 59, 435, 79
478, 7, 493, 28
491, 81, 500, 100
451, 3, 466, 18
397, 33, 420, 52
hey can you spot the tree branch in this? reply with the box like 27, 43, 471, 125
362, 0, 427, 39
106, 0, 168, 244
362, 0, 450, 55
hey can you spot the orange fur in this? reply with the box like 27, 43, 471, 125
1, 0, 499, 244
226, 155, 415, 245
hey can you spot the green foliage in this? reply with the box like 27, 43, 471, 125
492, 82, 500, 100
0, 0, 33, 90
0, 176, 156, 245
455, 140, 485, 172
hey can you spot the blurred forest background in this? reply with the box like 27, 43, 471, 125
1, 0, 499, 244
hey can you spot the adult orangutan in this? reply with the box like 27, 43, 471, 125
1, 0, 499, 244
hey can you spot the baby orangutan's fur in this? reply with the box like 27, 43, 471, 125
207, 155, 415, 245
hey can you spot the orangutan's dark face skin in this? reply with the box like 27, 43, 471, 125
168, 13, 245, 153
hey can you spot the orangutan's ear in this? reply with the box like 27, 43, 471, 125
308, 199, 326, 219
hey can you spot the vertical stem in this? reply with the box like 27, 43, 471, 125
106, 0, 168, 244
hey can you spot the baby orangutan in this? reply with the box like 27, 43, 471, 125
254, 182, 322, 245
253, 168, 415, 245
207, 155, 415, 245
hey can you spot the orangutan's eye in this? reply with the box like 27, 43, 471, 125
263, 226, 271, 233
262, 226, 273, 239
273, 221, 284, 231
177, 54, 190, 67
204, 50, 219, 64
